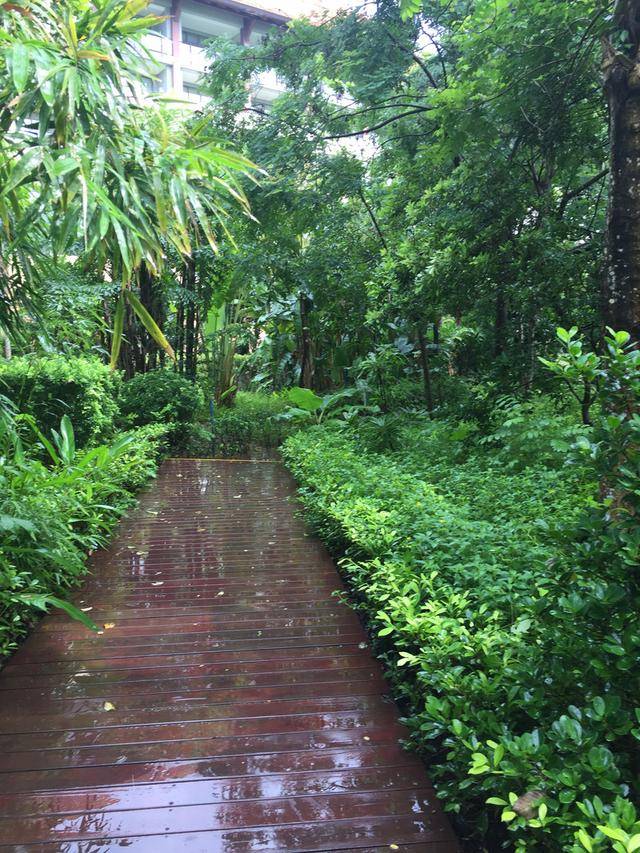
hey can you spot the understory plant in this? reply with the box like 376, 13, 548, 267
0, 355, 120, 446
281, 346, 640, 852
0, 400, 167, 660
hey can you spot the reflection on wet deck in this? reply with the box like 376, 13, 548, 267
0, 458, 458, 851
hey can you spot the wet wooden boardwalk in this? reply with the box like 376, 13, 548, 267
0, 458, 457, 851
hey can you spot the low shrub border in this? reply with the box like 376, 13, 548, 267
281, 423, 639, 851
0, 407, 169, 662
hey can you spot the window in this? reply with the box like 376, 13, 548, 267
182, 30, 209, 48
183, 83, 207, 105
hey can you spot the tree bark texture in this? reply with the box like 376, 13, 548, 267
417, 327, 434, 416
602, 2, 640, 337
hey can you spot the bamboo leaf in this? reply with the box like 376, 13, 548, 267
16, 593, 98, 631
125, 289, 175, 360
11, 42, 30, 92
1, 147, 44, 196
76, 49, 110, 60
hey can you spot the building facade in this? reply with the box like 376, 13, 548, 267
143, 0, 289, 107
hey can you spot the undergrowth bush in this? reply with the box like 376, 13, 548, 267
119, 369, 204, 429
170, 423, 215, 458
0, 355, 120, 446
212, 391, 290, 455
0, 403, 167, 660
281, 410, 640, 851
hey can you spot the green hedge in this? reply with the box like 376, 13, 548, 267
212, 392, 290, 456
0, 356, 120, 446
280, 422, 640, 850
119, 369, 204, 429
0, 410, 168, 661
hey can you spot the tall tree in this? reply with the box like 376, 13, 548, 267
602, 0, 640, 337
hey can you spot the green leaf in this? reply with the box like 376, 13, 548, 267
1, 147, 44, 196
11, 42, 30, 92
399, 0, 422, 20
126, 290, 175, 361
59, 415, 76, 465
598, 827, 629, 843
0, 514, 36, 533
577, 830, 593, 852
285, 387, 323, 412
15, 593, 98, 632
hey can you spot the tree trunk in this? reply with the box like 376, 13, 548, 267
602, 4, 640, 337
176, 301, 184, 374
494, 286, 508, 356
299, 292, 314, 389
2, 333, 11, 360
185, 259, 197, 381
417, 327, 434, 416
581, 379, 593, 427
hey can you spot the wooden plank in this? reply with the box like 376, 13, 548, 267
0, 459, 458, 850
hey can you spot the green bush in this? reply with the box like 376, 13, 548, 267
280, 419, 640, 850
0, 355, 120, 446
171, 423, 215, 457
212, 391, 290, 456
0, 403, 167, 660
119, 369, 204, 428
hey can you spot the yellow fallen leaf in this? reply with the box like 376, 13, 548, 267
103, 622, 115, 630
103, 701, 116, 711
216, 591, 225, 597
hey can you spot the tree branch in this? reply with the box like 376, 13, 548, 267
322, 108, 429, 139
358, 188, 387, 249
557, 168, 609, 218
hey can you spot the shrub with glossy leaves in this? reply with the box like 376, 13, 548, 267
0, 355, 120, 446
119, 369, 204, 428
280, 414, 640, 851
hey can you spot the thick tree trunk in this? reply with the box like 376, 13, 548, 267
417, 327, 434, 416
299, 292, 314, 389
602, 5, 640, 337
2, 333, 11, 360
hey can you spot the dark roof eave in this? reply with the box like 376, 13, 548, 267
192, 0, 291, 26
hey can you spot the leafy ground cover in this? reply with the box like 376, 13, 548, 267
282, 403, 640, 851
0, 387, 168, 661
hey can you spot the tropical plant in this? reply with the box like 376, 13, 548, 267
0, 405, 167, 658
0, 0, 257, 362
